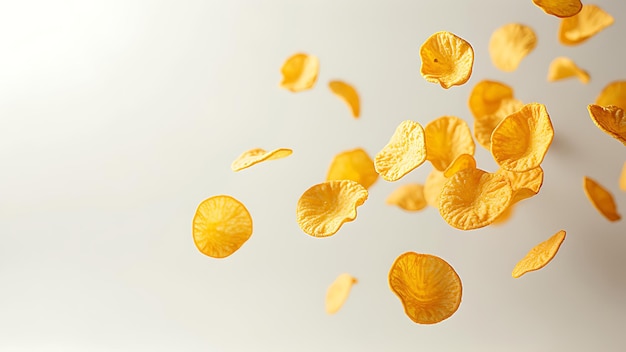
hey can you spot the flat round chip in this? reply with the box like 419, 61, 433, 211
375, 120, 427, 182
596, 81, 626, 110
325, 273, 358, 314
326, 148, 378, 189
474, 98, 523, 150
532, 0, 582, 18
489, 23, 537, 72
280, 53, 320, 92
587, 104, 626, 146
547, 57, 589, 84
583, 176, 621, 222
231, 148, 293, 172
512, 230, 566, 278
425, 116, 475, 172
468, 80, 515, 119
329, 80, 360, 118
558, 5, 614, 46
386, 184, 427, 212
420, 31, 474, 89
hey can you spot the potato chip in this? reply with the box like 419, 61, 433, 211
280, 53, 320, 92
326, 148, 378, 189
492, 204, 515, 225
424, 169, 448, 208
329, 80, 360, 118
375, 120, 427, 182
439, 168, 513, 230
558, 5, 614, 46
231, 148, 293, 172
468, 80, 515, 119
620, 162, 626, 192
386, 184, 427, 212
296, 180, 368, 237
596, 81, 626, 110
192, 195, 253, 258
325, 273, 357, 315
512, 230, 566, 278
388, 252, 462, 324
474, 98, 524, 150
419, 31, 474, 89
587, 104, 626, 145
532, 0, 582, 18
583, 176, 621, 222
443, 154, 476, 178
491, 103, 554, 172
489, 23, 537, 72
497, 166, 544, 203
547, 57, 590, 84
425, 116, 475, 172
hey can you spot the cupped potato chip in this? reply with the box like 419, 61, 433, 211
326, 148, 378, 189
489, 23, 537, 72
512, 230, 566, 278
375, 120, 427, 182
547, 57, 590, 84
439, 168, 513, 230
620, 162, 626, 192
424, 169, 448, 208
419, 31, 474, 89
583, 176, 621, 222
386, 184, 427, 212
443, 154, 476, 178
497, 166, 544, 203
329, 80, 360, 118
389, 252, 462, 324
596, 81, 626, 110
492, 204, 515, 225
231, 148, 293, 172
325, 273, 357, 315
192, 195, 253, 258
588, 104, 626, 145
491, 103, 554, 172
474, 98, 524, 150
532, 0, 582, 18
425, 116, 475, 172
468, 80, 515, 119
559, 5, 614, 46
297, 180, 368, 237
280, 53, 320, 92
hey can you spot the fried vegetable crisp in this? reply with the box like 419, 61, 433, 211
325, 273, 358, 314
596, 81, 626, 110
547, 57, 590, 84
280, 53, 320, 92
468, 80, 515, 119
489, 23, 537, 72
386, 184, 427, 212
583, 176, 621, 222
329, 80, 360, 118
588, 104, 626, 146
425, 116, 475, 172
375, 120, 427, 182
512, 230, 566, 278
420, 31, 474, 89
558, 4, 614, 46
231, 148, 293, 172
474, 98, 524, 150
326, 148, 378, 189
532, 0, 582, 18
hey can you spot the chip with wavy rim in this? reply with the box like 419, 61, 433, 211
468, 80, 515, 119
512, 230, 566, 278
587, 104, 626, 145
280, 53, 320, 92
424, 169, 448, 208
425, 116, 475, 172
596, 81, 626, 110
329, 80, 360, 118
620, 162, 626, 192
386, 184, 427, 212
375, 120, 427, 182
474, 98, 524, 150
583, 176, 621, 222
326, 148, 378, 189
231, 148, 293, 172
547, 57, 590, 84
497, 166, 544, 203
420, 31, 474, 89
444, 154, 476, 178
532, 0, 582, 18
325, 273, 358, 315
559, 4, 614, 46
489, 23, 537, 72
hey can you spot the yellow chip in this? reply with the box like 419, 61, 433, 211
419, 31, 474, 89
326, 148, 378, 190
386, 184, 427, 212
474, 98, 524, 150
424, 169, 448, 208
491, 103, 554, 172
443, 154, 476, 178
596, 81, 626, 110
192, 195, 253, 258
512, 230, 566, 278
325, 273, 357, 315
620, 162, 626, 192
425, 116, 475, 172
280, 53, 320, 92
547, 57, 590, 84
583, 176, 621, 222
559, 4, 614, 46
532, 0, 582, 18
587, 104, 626, 146
389, 252, 462, 324
439, 168, 513, 230
492, 204, 515, 226
231, 148, 293, 172
296, 180, 368, 237
497, 166, 544, 203
329, 80, 360, 118
468, 80, 515, 119
489, 23, 537, 72
374, 120, 427, 182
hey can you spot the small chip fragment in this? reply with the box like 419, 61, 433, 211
444, 154, 476, 178
280, 53, 320, 92
497, 167, 544, 203
596, 81, 626, 110
388, 252, 462, 324
547, 57, 590, 84
559, 5, 614, 46
192, 195, 253, 258
468, 80, 515, 119
512, 230, 566, 278
489, 23, 537, 72
325, 273, 357, 315
231, 148, 293, 172
474, 98, 524, 150
425, 116, 475, 172
329, 80, 360, 118
424, 169, 448, 208
296, 180, 368, 237
620, 162, 626, 192
583, 176, 621, 222
532, 0, 582, 18
375, 120, 427, 182
419, 31, 474, 89
326, 148, 378, 189
587, 104, 626, 145
386, 184, 427, 212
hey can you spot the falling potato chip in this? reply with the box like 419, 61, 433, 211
296, 180, 368, 237
596, 81, 626, 110
326, 148, 378, 189
425, 116, 475, 172
192, 195, 253, 258
491, 103, 554, 172
497, 167, 544, 203
388, 252, 462, 324
443, 154, 476, 178
489, 23, 537, 72
583, 176, 621, 222
231, 148, 293, 172
424, 169, 448, 208
587, 104, 626, 145
280, 53, 320, 92
492, 204, 515, 226
468, 80, 515, 119
559, 5, 614, 46
325, 273, 357, 315
620, 162, 626, 192
375, 120, 427, 182
419, 31, 474, 89
329, 80, 360, 118
547, 57, 590, 84
512, 230, 566, 278
386, 184, 427, 212
532, 0, 582, 18
474, 98, 524, 150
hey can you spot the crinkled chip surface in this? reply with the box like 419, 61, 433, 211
325, 273, 357, 314
444, 154, 476, 178
424, 169, 448, 208
375, 120, 427, 182
512, 230, 566, 278
559, 4, 614, 46
326, 148, 378, 189
547, 57, 590, 83
231, 148, 293, 172
492, 204, 515, 225
596, 81, 626, 110
468, 80, 515, 119
497, 167, 544, 203
532, 0, 582, 18
420, 31, 474, 89
583, 176, 621, 222
489, 23, 537, 72
329, 80, 360, 118
587, 104, 626, 145
386, 184, 427, 212
474, 98, 523, 150
425, 116, 475, 172
280, 53, 320, 92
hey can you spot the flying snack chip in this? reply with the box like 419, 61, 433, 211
468, 80, 515, 119
231, 148, 293, 172
296, 180, 368, 237
386, 184, 427, 212
596, 81, 626, 110
512, 230, 566, 278
375, 120, 427, 182
497, 167, 544, 203
388, 252, 462, 324
280, 53, 320, 92
620, 162, 626, 192
559, 4, 614, 46
474, 98, 523, 150
489, 23, 537, 72
325, 273, 358, 315
419, 31, 474, 89
424, 169, 448, 208
587, 104, 626, 145
492, 204, 515, 225
547, 57, 590, 84
532, 0, 582, 18
444, 154, 476, 178
583, 176, 621, 222
425, 116, 475, 172
192, 195, 253, 258
326, 148, 378, 189
329, 80, 360, 118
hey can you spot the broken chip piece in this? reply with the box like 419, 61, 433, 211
559, 4, 614, 46
325, 273, 358, 315
547, 57, 590, 84
583, 176, 621, 222
386, 184, 427, 212
420, 31, 474, 89
587, 104, 626, 146
425, 116, 475, 172
375, 120, 427, 182
512, 230, 566, 278
489, 23, 537, 72
532, 0, 582, 18
326, 148, 378, 189
280, 53, 320, 92
329, 80, 360, 118
231, 148, 293, 172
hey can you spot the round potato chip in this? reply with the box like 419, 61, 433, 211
326, 148, 378, 190
375, 120, 427, 182
620, 162, 626, 192
329, 80, 360, 118
419, 31, 474, 89
296, 180, 368, 237
596, 81, 626, 110
280, 53, 320, 92
587, 104, 626, 146
474, 98, 523, 150
489, 23, 537, 72
497, 166, 544, 203
388, 252, 462, 324
468, 80, 515, 119
443, 154, 476, 178
532, 0, 582, 18
424, 169, 448, 208
558, 5, 614, 46
192, 195, 253, 258
512, 230, 566, 278
547, 57, 590, 84
231, 148, 293, 172
325, 273, 357, 315
425, 116, 475, 172
583, 176, 621, 222
386, 184, 427, 212
491, 103, 554, 172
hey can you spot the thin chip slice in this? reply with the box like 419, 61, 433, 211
468, 80, 515, 119
425, 116, 475, 172
497, 166, 544, 203
326, 148, 378, 189
231, 148, 293, 172
389, 252, 462, 324
532, 0, 582, 18
192, 195, 253, 258
424, 169, 448, 208
329, 80, 360, 118
325, 273, 358, 315
547, 57, 590, 84
297, 180, 368, 237
474, 98, 524, 150
420, 31, 474, 89
583, 176, 621, 222
492, 204, 515, 225
386, 184, 427, 212
443, 154, 476, 178
489, 23, 537, 72
587, 104, 626, 145
375, 120, 427, 182
559, 5, 614, 46
491, 103, 554, 172
512, 230, 566, 278
620, 162, 626, 192
596, 81, 626, 110
280, 53, 320, 92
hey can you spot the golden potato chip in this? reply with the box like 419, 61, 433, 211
583, 176, 621, 222
532, 0, 582, 18
587, 104, 626, 145
192, 195, 253, 258
492, 204, 515, 225
424, 169, 448, 208
375, 120, 427, 182
443, 154, 476, 178
596, 81, 626, 110
497, 166, 544, 203
439, 168, 513, 230
325, 273, 357, 315
388, 252, 462, 324
326, 148, 378, 190
386, 184, 427, 212
296, 180, 368, 237
425, 116, 475, 172
468, 80, 515, 119
489, 23, 537, 72
231, 148, 293, 172
547, 57, 590, 84
491, 103, 554, 172
280, 53, 320, 92
474, 98, 524, 150
419, 31, 474, 89
512, 230, 566, 278
329, 80, 360, 118
620, 162, 626, 192
559, 5, 614, 46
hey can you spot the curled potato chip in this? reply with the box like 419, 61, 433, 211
559, 5, 614, 46
443, 154, 476, 178
419, 31, 474, 89
547, 57, 590, 84
497, 167, 544, 203
489, 23, 537, 72
389, 252, 462, 324
491, 103, 554, 172
532, 0, 582, 18
583, 176, 621, 222
296, 180, 368, 237
375, 120, 427, 182
192, 195, 253, 258
386, 184, 427, 212
492, 204, 515, 225
280, 53, 319, 92
587, 104, 626, 145
326, 148, 378, 189
512, 230, 566, 278
424, 169, 448, 208
468, 80, 515, 119
231, 148, 293, 172
425, 116, 475, 172
474, 98, 524, 150
325, 273, 357, 315
620, 162, 626, 192
329, 80, 360, 118
596, 81, 626, 110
